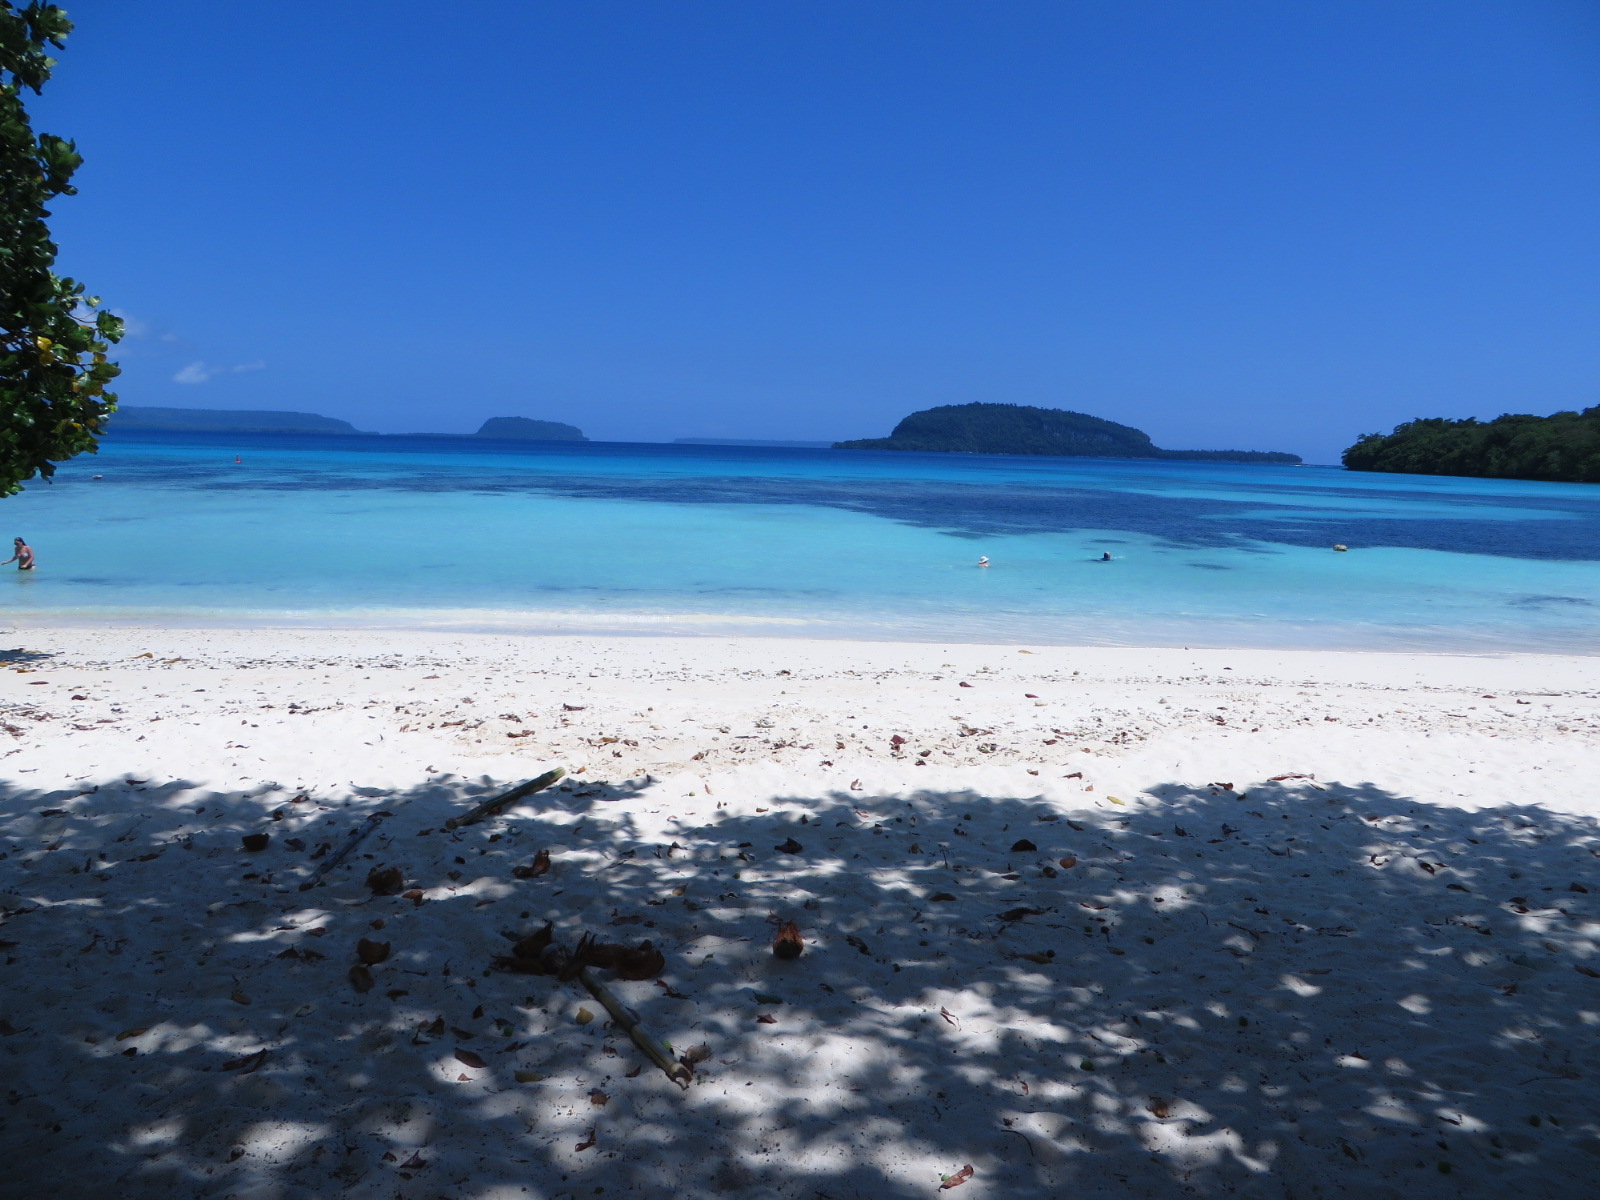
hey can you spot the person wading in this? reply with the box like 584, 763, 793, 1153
3, 538, 35, 570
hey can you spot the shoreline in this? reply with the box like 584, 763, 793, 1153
7, 606, 1596, 657
5, 625, 1599, 1196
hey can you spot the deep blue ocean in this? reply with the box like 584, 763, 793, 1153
3, 430, 1596, 651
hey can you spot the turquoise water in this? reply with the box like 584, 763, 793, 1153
3, 430, 1597, 651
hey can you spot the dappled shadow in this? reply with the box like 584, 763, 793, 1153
0, 647, 55, 665
3, 770, 1600, 1198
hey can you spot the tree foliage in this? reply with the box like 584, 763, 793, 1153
1342, 407, 1600, 484
835, 402, 1301, 463
0, 1, 120, 496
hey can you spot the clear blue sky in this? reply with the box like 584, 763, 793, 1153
36, 1, 1600, 461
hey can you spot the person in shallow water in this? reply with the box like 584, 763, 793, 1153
977, 556, 990, 567
3, 538, 35, 570
1101, 551, 1113, 561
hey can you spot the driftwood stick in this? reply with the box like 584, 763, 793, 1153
444, 767, 566, 831
298, 813, 386, 891
578, 966, 692, 1090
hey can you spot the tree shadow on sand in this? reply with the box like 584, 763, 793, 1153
2, 770, 1599, 1199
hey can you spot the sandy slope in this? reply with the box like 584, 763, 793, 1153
1, 627, 1598, 1199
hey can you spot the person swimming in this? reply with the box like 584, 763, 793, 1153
3, 538, 35, 570
977, 556, 990, 567
1100, 551, 1112, 561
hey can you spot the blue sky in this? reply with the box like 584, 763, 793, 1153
36, 1, 1600, 461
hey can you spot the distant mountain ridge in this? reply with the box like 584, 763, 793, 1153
834, 403, 1300, 463
475, 417, 587, 441
109, 406, 365, 434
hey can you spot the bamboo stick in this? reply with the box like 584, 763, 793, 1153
443, 767, 566, 831
577, 966, 692, 1089
298, 812, 385, 891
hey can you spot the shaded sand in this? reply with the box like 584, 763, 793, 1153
2, 628, 1599, 1199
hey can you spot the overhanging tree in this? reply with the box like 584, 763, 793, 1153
1, 1, 121, 496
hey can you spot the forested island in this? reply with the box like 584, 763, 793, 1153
475, 417, 587, 441
1343, 407, 1600, 483
109, 406, 366, 434
834, 403, 1300, 463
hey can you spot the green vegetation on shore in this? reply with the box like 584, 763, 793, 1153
1, 4, 122, 494
834, 403, 1300, 463
1343, 407, 1600, 483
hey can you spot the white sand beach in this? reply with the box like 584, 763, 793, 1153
2, 626, 1599, 1199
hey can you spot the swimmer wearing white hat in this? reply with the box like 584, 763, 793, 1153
977, 556, 990, 567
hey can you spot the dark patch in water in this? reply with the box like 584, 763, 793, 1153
70, 432, 1600, 563
1509, 595, 1595, 608
1185, 563, 1231, 571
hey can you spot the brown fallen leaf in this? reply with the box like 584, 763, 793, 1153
399, 1153, 427, 1170
1009, 838, 1037, 852
613, 941, 665, 981
454, 1048, 487, 1069
574, 1128, 597, 1151
756, 1013, 777, 1024
511, 849, 552, 880
230, 990, 251, 1005
1577, 965, 1600, 979
1058, 856, 1077, 869
654, 979, 690, 1000
240, 833, 270, 852
589, 1089, 609, 1106
775, 837, 803, 854
348, 965, 375, 993
773, 920, 804, 960
1148, 1099, 1171, 1119
357, 938, 391, 965
424, 1016, 446, 1037
221, 1048, 268, 1073
366, 865, 405, 896
997, 906, 1047, 923
680, 1043, 712, 1067
939, 1007, 958, 1026
402, 888, 426, 906
929, 892, 957, 902
939, 1164, 974, 1190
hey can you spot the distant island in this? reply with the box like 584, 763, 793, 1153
109, 406, 366, 434
1343, 407, 1600, 483
834, 403, 1301, 463
475, 417, 587, 441
674, 438, 834, 448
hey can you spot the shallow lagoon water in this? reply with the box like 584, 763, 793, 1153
3, 430, 1596, 651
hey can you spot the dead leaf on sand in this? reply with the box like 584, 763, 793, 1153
221, 1048, 268, 1073
589, 1089, 609, 1106
1009, 838, 1037, 852
454, 1048, 487, 1069
997, 906, 1047, 923
348, 965, 375, 993
939, 1164, 974, 1189
366, 865, 405, 896
511, 849, 552, 879
357, 938, 391, 965
574, 1129, 597, 1151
